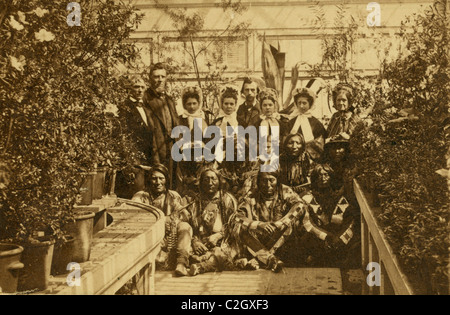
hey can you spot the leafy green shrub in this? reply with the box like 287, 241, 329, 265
350, 1, 449, 294
0, 0, 144, 243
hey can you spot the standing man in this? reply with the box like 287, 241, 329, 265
143, 63, 179, 189
236, 77, 261, 128
115, 76, 152, 199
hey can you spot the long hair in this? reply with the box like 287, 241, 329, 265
310, 164, 334, 191
282, 133, 306, 157
145, 164, 169, 189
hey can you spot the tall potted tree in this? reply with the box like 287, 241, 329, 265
0, 0, 144, 292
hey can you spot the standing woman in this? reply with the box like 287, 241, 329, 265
284, 87, 327, 161
254, 88, 282, 170
255, 88, 283, 138
326, 83, 361, 139
178, 86, 208, 135
213, 87, 240, 137
212, 86, 240, 164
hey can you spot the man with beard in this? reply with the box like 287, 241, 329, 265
232, 169, 306, 272
131, 164, 192, 276
236, 77, 261, 128
143, 63, 179, 189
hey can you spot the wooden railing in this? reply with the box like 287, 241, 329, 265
40, 198, 165, 295
354, 179, 415, 295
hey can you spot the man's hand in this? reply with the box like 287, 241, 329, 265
192, 240, 208, 255
257, 222, 277, 235
206, 233, 223, 248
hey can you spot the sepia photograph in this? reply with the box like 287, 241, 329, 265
0, 0, 448, 299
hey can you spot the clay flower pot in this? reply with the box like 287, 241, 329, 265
79, 171, 97, 205
92, 167, 108, 200
51, 235, 75, 276
17, 238, 55, 292
0, 243, 24, 293
69, 211, 95, 263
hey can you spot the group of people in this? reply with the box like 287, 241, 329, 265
116, 63, 363, 277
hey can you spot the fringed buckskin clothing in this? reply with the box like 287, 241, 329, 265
183, 191, 237, 245
231, 185, 306, 269
326, 111, 361, 138
183, 191, 243, 275
219, 160, 260, 198
279, 152, 312, 196
143, 87, 179, 188
131, 190, 190, 270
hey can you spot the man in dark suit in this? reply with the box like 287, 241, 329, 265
236, 77, 261, 128
143, 63, 179, 189
115, 76, 152, 199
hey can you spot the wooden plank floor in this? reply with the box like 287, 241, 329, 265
155, 268, 343, 295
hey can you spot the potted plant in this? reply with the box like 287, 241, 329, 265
50, 234, 74, 276
0, 0, 144, 292
0, 243, 24, 293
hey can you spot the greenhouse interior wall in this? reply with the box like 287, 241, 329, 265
128, 0, 435, 117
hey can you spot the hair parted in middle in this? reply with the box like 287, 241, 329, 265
144, 163, 170, 189
258, 87, 280, 113
282, 133, 306, 154
198, 162, 225, 190
293, 87, 317, 108
220, 86, 239, 104
258, 88, 279, 103
181, 86, 203, 107
332, 83, 355, 111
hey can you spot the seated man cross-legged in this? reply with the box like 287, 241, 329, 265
232, 168, 307, 272
131, 164, 192, 276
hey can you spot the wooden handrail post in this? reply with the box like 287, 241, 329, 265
354, 179, 414, 295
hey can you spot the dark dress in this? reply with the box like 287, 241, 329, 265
326, 111, 361, 138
